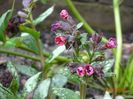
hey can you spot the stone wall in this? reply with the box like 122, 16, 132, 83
74, 0, 133, 7
0, 0, 133, 32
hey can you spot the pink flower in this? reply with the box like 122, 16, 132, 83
84, 64, 94, 76
76, 66, 85, 77
105, 38, 117, 49
60, 9, 69, 20
51, 21, 62, 32
55, 36, 66, 46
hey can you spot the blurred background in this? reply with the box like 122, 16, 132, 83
0, 0, 133, 46
1, 0, 133, 32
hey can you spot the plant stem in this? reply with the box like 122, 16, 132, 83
113, 0, 122, 79
29, 11, 47, 78
80, 83, 87, 99
36, 39, 46, 78
18, 45, 71, 63
0, 49, 40, 61
65, 0, 94, 34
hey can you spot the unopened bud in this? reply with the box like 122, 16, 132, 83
17, 11, 27, 18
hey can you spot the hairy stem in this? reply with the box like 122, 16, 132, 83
29, 11, 46, 77
80, 83, 87, 99
0, 49, 40, 61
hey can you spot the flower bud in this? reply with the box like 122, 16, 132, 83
55, 36, 66, 46
84, 64, 94, 76
17, 11, 27, 18
76, 66, 85, 77
51, 21, 62, 32
105, 38, 117, 49
60, 9, 69, 20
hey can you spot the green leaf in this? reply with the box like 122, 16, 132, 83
91, 59, 114, 74
33, 6, 54, 25
104, 72, 115, 77
41, 0, 49, 4
22, 35, 38, 53
7, 62, 19, 95
80, 33, 88, 45
33, 78, 51, 99
23, 72, 41, 96
102, 59, 114, 73
58, 67, 81, 84
19, 25, 40, 39
76, 22, 83, 29
33, 0, 39, 2
9, 79, 19, 95
0, 84, 15, 99
48, 45, 66, 63
15, 64, 38, 77
7, 61, 19, 82
52, 74, 67, 88
0, 10, 11, 42
52, 88, 80, 99
4, 37, 21, 48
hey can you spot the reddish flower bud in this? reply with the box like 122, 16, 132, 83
60, 9, 69, 20
55, 36, 66, 46
105, 38, 117, 49
84, 64, 94, 76
76, 66, 85, 77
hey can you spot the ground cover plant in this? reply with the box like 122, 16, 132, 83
0, 0, 133, 99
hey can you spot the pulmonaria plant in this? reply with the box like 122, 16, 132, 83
52, 9, 117, 82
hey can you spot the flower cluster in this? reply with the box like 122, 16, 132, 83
77, 64, 94, 77
51, 9, 76, 46
52, 9, 117, 79
68, 63, 104, 78
51, 9, 117, 49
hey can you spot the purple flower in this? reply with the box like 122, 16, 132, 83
51, 22, 62, 32
90, 33, 102, 44
105, 38, 117, 49
84, 64, 94, 76
76, 66, 85, 77
59, 21, 71, 31
22, 0, 32, 8
60, 9, 69, 20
